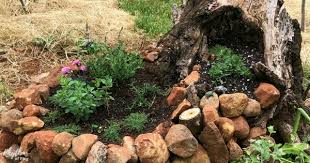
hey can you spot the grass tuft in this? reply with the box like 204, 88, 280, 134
53, 123, 81, 135
104, 121, 122, 142
118, 0, 181, 37
0, 81, 11, 105
124, 112, 148, 132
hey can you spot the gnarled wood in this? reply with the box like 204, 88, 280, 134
157, 0, 306, 141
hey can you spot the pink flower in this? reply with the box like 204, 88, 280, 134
80, 65, 87, 72
61, 66, 71, 74
71, 60, 81, 66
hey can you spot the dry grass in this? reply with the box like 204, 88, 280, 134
0, 0, 143, 89
285, 0, 310, 77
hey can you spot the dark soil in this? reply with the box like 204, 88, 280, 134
194, 13, 265, 98
44, 62, 174, 144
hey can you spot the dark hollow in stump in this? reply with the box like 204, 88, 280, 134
157, 0, 309, 142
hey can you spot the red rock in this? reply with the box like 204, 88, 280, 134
0, 130, 18, 151
172, 145, 211, 163
14, 88, 42, 109
86, 141, 107, 163
243, 99, 261, 117
143, 51, 159, 62
52, 132, 74, 156
35, 130, 59, 163
0, 153, 8, 163
13, 116, 44, 135
20, 132, 36, 153
216, 117, 235, 142
153, 121, 173, 138
232, 116, 250, 139
171, 99, 191, 120
22, 105, 41, 117
182, 71, 200, 86
202, 106, 219, 125
192, 64, 201, 72
72, 134, 98, 160
254, 83, 280, 109
107, 144, 132, 163
43, 67, 62, 88
59, 149, 79, 163
31, 72, 50, 84
165, 124, 198, 158
198, 122, 229, 163
0, 109, 23, 132
227, 139, 243, 161
28, 84, 50, 101
242, 127, 267, 146
200, 92, 219, 110
167, 87, 187, 106
135, 133, 169, 163
219, 93, 248, 118
23, 105, 49, 117
122, 136, 138, 163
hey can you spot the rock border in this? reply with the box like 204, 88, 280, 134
0, 63, 281, 163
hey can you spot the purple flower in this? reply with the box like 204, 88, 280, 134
61, 66, 71, 74
71, 60, 81, 66
80, 65, 87, 72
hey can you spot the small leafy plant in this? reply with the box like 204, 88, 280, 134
124, 112, 148, 132
235, 126, 310, 163
103, 121, 122, 142
208, 45, 252, 83
53, 124, 81, 135
87, 43, 143, 83
43, 110, 64, 124
49, 77, 113, 121
130, 83, 164, 109
91, 123, 104, 134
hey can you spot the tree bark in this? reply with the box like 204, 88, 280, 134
157, 0, 307, 142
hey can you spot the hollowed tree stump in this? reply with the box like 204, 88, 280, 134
157, 0, 309, 142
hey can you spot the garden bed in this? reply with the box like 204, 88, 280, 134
44, 62, 174, 144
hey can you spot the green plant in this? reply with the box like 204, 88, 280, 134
0, 81, 11, 105
123, 112, 148, 132
235, 126, 310, 163
33, 35, 56, 50
77, 39, 109, 54
208, 45, 252, 83
42, 110, 63, 124
130, 83, 164, 109
91, 123, 104, 134
49, 77, 113, 121
103, 121, 122, 142
87, 43, 143, 83
53, 124, 81, 135
118, 0, 181, 37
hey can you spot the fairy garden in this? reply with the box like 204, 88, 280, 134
0, 0, 309, 163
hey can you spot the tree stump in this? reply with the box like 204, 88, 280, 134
157, 0, 308, 142
179, 108, 202, 135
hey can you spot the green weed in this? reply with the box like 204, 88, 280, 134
87, 43, 143, 83
42, 110, 64, 124
208, 45, 252, 83
118, 0, 181, 37
130, 83, 164, 109
53, 124, 81, 135
103, 121, 122, 142
124, 112, 148, 132
91, 123, 104, 134
0, 81, 11, 105
33, 35, 56, 50
76, 39, 109, 54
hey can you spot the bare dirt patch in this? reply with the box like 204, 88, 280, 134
0, 0, 144, 89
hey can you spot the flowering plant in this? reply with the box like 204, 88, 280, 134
61, 60, 88, 75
